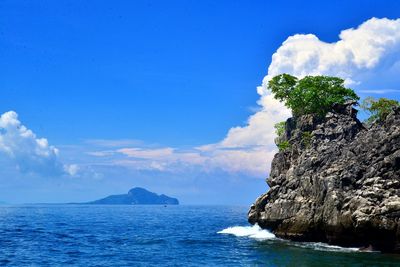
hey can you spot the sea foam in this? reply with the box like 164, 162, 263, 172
218, 224, 364, 253
293, 242, 361, 253
217, 224, 275, 240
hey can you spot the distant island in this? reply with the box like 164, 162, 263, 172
85, 187, 179, 205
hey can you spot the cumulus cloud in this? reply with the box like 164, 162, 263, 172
0, 111, 76, 176
209, 17, 400, 176
88, 17, 400, 177
199, 146, 277, 176
260, 17, 400, 93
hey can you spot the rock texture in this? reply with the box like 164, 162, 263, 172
248, 103, 400, 252
88, 187, 179, 205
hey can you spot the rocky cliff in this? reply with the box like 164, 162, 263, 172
248, 102, 400, 252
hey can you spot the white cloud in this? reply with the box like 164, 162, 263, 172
115, 147, 206, 172
86, 151, 115, 157
261, 17, 400, 93
209, 17, 400, 176
117, 147, 174, 159
200, 146, 277, 176
64, 164, 79, 176
86, 18, 400, 177
0, 111, 76, 176
90, 144, 274, 176
358, 89, 400, 94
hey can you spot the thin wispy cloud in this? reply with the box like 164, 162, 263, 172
86, 143, 272, 176
359, 89, 400, 94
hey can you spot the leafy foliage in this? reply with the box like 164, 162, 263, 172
274, 121, 290, 151
361, 97, 400, 122
277, 141, 291, 152
274, 121, 286, 137
268, 74, 359, 116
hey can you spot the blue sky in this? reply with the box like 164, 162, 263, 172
1, 0, 400, 204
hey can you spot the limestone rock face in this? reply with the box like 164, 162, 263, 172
248, 103, 400, 252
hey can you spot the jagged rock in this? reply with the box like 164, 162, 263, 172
248, 103, 400, 252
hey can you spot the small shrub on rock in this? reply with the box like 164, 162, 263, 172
361, 97, 400, 123
277, 141, 291, 152
274, 121, 286, 136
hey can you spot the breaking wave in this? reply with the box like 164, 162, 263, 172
217, 224, 275, 240
218, 224, 367, 253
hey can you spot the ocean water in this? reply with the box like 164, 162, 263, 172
0, 205, 399, 266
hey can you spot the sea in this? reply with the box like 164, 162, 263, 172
0, 205, 399, 266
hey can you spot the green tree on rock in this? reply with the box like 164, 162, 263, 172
268, 74, 359, 116
361, 97, 400, 122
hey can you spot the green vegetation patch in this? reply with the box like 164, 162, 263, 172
361, 97, 400, 123
268, 74, 359, 117
274, 121, 286, 136
277, 141, 291, 152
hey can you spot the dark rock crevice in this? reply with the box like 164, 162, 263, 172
248, 103, 400, 253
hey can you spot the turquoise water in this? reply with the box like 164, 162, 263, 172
0, 205, 399, 266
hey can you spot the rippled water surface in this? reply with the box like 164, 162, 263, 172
0, 205, 399, 266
